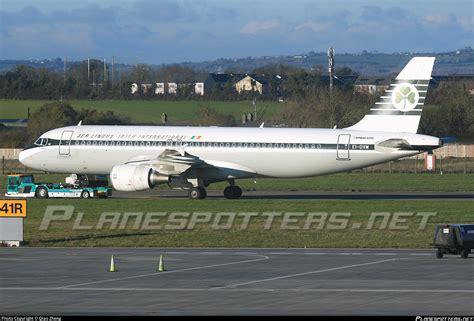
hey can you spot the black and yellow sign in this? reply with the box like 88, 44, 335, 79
0, 200, 27, 217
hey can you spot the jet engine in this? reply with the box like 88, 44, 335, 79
110, 164, 170, 191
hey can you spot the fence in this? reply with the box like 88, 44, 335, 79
2, 145, 474, 175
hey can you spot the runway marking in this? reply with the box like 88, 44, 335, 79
1, 287, 473, 294
374, 253, 397, 256
59, 254, 270, 289
269, 252, 294, 255
409, 253, 431, 256
214, 258, 399, 289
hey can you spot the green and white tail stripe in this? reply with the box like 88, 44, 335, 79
346, 57, 435, 133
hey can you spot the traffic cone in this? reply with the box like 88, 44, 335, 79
157, 254, 165, 272
109, 255, 117, 272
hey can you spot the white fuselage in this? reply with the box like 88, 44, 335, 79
19, 125, 440, 179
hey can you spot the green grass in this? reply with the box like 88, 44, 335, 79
22, 198, 473, 248
0, 99, 282, 123
3, 172, 471, 248
2, 173, 472, 193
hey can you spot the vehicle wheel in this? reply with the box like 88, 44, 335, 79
188, 187, 206, 200
35, 186, 49, 199
224, 185, 243, 199
461, 249, 469, 259
436, 248, 443, 259
81, 190, 90, 199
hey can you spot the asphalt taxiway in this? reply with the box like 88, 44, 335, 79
113, 189, 474, 200
1, 248, 473, 315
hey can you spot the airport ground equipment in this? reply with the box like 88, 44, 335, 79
432, 224, 474, 258
5, 173, 112, 199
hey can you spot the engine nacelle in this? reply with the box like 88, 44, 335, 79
110, 164, 170, 192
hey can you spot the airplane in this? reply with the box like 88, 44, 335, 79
19, 57, 442, 199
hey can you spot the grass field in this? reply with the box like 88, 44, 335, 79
0, 99, 282, 123
2, 172, 473, 193
22, 198, 473, 248
3, 171, 472, 249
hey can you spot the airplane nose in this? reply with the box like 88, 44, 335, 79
19, 149, 32, 167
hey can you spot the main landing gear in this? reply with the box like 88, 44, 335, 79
188, 187, 207, 200
187, 180, 243, 200
223, 185, 242, 199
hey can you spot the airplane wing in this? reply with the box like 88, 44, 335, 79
124, 149, 213, 175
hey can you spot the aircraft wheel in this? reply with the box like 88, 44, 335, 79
436, 248, 443, 259
224, 185, 242, 199
188, 187, 206, 200
461, 249, 469, 259
35, 186, 49, 199
81, 190, 91, 199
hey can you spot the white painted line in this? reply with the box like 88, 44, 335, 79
374, 253, 397, 256
409, 254, 431, 256
2, 287, 472, 294
214, 258, 399, 289
269, 252, 294, 255
233, 252, 258, 255
304, 253, 327, 255
59, 254, 269, 289
340, 253, 363, 255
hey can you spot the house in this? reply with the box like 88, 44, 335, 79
353, 76, 394, 94
155, 82, 165, 95
130, 83, 138, 94
167, 82, 177, 94
234, 74, 268, 94
203, 73, 232, 94
193, 73, 209, 96
141, 84, 152, 94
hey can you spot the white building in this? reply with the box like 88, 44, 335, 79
155, 83, 165, 95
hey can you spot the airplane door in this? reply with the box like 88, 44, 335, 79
59, 130, 73, 155
337, 134, 351, 160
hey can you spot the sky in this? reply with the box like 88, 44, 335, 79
0, 0, 472, 64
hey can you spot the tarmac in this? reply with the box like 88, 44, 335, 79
1, 248, 473, 315
113, 189, 474, 200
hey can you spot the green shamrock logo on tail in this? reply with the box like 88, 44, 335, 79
391, 83, 419, 112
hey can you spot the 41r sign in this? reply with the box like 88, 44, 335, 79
0, 200, 27, 217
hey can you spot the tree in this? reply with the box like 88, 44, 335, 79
27, 102, 79, 141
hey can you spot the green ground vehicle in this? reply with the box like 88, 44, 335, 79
5, 174, 112, 199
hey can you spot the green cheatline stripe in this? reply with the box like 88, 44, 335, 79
190, 136, 195, 139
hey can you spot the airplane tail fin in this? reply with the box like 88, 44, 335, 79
346, 57, 435, 133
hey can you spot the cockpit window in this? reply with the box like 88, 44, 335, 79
34, 138, 48, 146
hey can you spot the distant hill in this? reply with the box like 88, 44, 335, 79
1, 47, 473, 76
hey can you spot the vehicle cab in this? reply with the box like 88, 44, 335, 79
6, 174, 37, 197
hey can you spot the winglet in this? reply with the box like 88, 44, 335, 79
259, 122, 265, 128
77, 120, 82, 126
